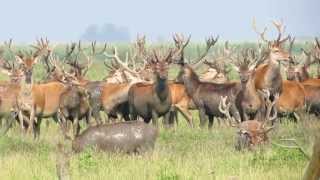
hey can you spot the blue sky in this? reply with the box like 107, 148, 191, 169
0, 0, 319, 42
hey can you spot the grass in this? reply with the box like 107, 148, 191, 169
0, 114, 318, 180
0, 42, 318, 180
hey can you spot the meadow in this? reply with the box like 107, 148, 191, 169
0, 41, 318, 180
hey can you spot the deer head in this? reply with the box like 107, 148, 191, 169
0, 57, 24, 83
252, 19, 291, 63
232, 48, 258, 84
15, 38, 49, 84
219, 90, 278, 150
149, 49, 173, 80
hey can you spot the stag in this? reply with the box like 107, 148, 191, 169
252, 19, 291, 98
175, 35, 242, 129
287, 38, 320, 87
219, 90, 278, 150
232, 48, 263, 121
128, 49, 173, 126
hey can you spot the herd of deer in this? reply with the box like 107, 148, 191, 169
0, 20, 320, 151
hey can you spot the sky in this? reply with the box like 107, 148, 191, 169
0, 0, 319, 42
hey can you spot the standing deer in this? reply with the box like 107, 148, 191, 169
232, 48, 263, 121
252, 20, 291, 99
175, 36, 242, 129
128, 49, 173, 126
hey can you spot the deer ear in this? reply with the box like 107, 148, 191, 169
15, 55, 24, 64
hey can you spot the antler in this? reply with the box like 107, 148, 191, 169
252, 18, 269, 43
172, 33, 191, 64
288, 36, 296, 54
261, 90, 279, 129
104, 47, 139, 75
31, 37, 50, 58
191, 36, 219, 69
218, 95, 239, 126
272, 20, 290, 44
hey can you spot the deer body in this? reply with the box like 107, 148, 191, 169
236, 73, 262, 121
277, 80, 305, 115
178, 65, 241, 129
168, 82, 195, 127
129, 78, 172, 125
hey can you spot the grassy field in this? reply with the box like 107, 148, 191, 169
0, 114, 318, 180
0, 42, 318, 180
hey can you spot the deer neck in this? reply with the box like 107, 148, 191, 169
183, 67, 200, 96
18, 78, 34, 111
242, 77, 259, 101
154, 75, 169, 101
266, 57, 282, 81
300, 66, 310, 81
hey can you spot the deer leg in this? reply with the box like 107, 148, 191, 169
208, 115, 214, 130
18, 110, 25, 132
34, 117, 42, 139
199, 108, 207, 129
57, 112, 71, 140
163, 112, 173, 129
73, 115, 80, 138
28, 107, 36, 135
0, 113, 15, 136
151, 110, 159, 127
175, 105, 194, 128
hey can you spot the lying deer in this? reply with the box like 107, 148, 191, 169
219, 90, 279, 150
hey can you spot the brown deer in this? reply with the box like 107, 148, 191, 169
128, 49, 173, 126
252, 19, 291, 98
12, 39, 91, 138
168, 82, 196, 127
232, 48, 263, 121
287, 38, 320, 87
0, 57, 23, 135
275, 37, 306, 121
175, 36, 242, 129
219, 90, 278, 150
85, 44, 150, 124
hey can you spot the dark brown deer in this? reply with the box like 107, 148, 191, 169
232, 48, 263, 121
219, 90, 278, 150
175, 36, 242, 129
128, 49, 173, 126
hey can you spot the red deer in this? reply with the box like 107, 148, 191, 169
72, 121, 158, 154
176, 36, 242, 129
252, 20, 291, 98
128, 49, 173, 126
168, 82, 195, 127
86, 44, 150, 124
11, 39, 91, 138
232, 48, 263, 121
0, 57, 23, 135
287, 38, 320, 87
219, 90, 278, 150
276, 37, 306, 121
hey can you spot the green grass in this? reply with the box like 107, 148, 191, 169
0, 114, 318, 180
0, 42, 318, 180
